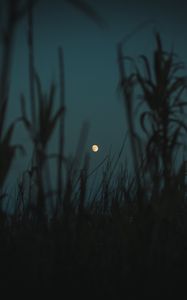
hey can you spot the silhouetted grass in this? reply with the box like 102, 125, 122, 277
0, 0, 187, 297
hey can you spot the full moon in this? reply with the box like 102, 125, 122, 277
92, 144, 99, 152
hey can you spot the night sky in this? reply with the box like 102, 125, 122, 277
3, 0, 187, 188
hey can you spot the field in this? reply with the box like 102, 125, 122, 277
0, 0, 187, 296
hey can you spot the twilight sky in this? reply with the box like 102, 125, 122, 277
3, 0, 187, 187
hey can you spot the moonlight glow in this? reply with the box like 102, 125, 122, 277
92, 144, 99, 152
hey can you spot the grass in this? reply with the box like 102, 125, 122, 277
0, 0, 187, 296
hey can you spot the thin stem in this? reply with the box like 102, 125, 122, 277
57, 47, 65, 208
117, 43, 141, 192
28, 0, 36, 127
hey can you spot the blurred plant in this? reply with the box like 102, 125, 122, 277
116, 21, 156, 196
20, 74, 65, 218
65, 0, 105, 28
0, 0, 38, 137
0, 122, 24, 191
21, 75, 64, 152
134, 33, 187, 266
0, 0, 34, 198
136, 33, 187, 189
117, 41, 143, 212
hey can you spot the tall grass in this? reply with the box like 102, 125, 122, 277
0, 0, 187, 296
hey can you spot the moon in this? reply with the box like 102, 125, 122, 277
92, 144, 99, 152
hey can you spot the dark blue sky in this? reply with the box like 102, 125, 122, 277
4, 0, 187, 186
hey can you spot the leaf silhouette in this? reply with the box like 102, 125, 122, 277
66, 0, 105, 28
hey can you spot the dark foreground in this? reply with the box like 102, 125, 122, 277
0, 202, 186, 297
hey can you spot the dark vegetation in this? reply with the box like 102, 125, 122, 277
0, 0, 187, 296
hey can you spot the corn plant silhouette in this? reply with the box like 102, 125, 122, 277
21, 74, 64, 220
136, 33, 187, 190
134, 33, 187, 267
0, 0, 36, 200
23, 0, 105, 221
